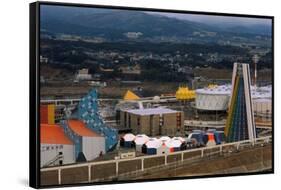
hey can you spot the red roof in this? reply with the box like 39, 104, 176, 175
41, 124, 73, 145
67, 120, 100, 137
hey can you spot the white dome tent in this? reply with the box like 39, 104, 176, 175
165, 138, 186, 152
159, 136, 171, 142
120, 133, 136, 148
143, 138, 168, 155
134, 134, 149, 152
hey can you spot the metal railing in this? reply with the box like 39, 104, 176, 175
40, 98, 118, 105
40, 96, 178, 105
41, 98, 81, 105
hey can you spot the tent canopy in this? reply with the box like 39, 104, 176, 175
159, 136, 171, 142
145, 138, 162, 149
122, 133, 136, 141
134, 134, 149, 145
165, 139, 183, 148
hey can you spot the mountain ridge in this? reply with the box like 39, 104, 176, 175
40, 6, 272, 41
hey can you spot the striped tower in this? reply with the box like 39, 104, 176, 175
224, 63, 256, 142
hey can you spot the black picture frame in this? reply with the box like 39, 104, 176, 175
30, 1, 274, 188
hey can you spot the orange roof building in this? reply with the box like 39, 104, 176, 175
40, 120, 105, 164
40, 124, 75, 167
67, 120, 101, 137
66, 119, 105, 161
41, 124, 73, 145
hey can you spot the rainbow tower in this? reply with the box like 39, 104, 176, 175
224, 63, 256, 142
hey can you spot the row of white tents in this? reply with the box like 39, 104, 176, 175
120, 133, 186, 155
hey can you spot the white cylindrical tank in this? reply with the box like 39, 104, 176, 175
195, 85, 272, 111
195, 85, 231, 111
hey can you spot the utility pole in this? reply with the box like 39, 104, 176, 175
252, 54, 259, 89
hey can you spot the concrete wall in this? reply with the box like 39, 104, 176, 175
151, 114, 160, 136
139, 145, 272, 179
253, 100, 272, 114
120, 110, 184, 136
144, 156, 165, 169
82, 136, 105, 161
120, 111, 132, 129
163, 112, 184, 136
91, 163, 116, 180
129, 113, 140, 133
41, 144, 75, 167
62, 166, 88, 184
120, 111, 125, 128
41, 170, 59, 186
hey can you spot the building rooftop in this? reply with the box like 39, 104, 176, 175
196, 84, 272, 98
126, 107, 179, 116
196, 84, 232, 95
41, 124, 73, 145
67, 120, 101, 137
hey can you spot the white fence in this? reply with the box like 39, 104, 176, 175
41, 136, 272, 185
40, 98, 119, 105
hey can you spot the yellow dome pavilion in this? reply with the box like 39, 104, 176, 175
176, 86, 195, 100
208, 84, 218, 89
